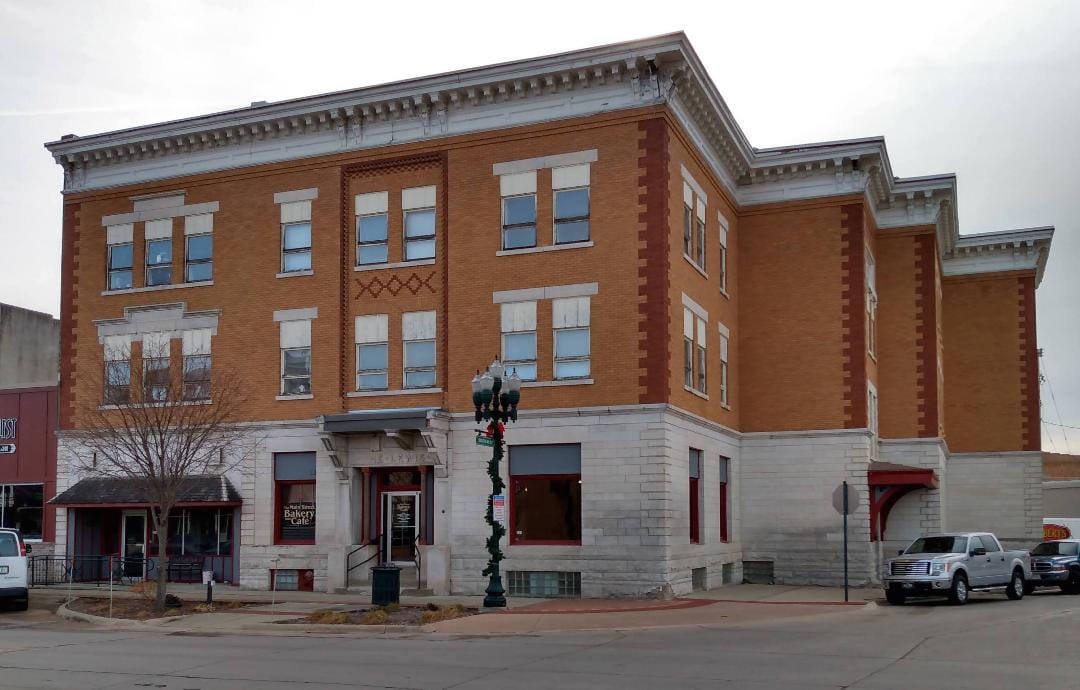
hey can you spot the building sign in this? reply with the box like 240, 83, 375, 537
0, 444, 14, 455
280, 501, 315, 541
1044, 523, 1072, 540
0, 418, 15, 440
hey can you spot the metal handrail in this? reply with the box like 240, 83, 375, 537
346, 539, 380, 576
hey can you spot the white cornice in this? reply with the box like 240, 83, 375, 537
44, 32, 1049, 278
943, 226, 1054, 286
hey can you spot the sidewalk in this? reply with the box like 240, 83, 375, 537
40, 583, 878, 636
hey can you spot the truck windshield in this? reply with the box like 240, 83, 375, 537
1032, 542, 1079, 556
905, 536, 966, 554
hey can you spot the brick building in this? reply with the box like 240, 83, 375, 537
44, 33, 1053, 595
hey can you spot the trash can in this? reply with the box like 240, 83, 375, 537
371, 564, 401, 606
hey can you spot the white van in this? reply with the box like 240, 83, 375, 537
0, 528, 29, 611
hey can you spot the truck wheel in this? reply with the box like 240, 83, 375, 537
1006, 569, 1025, 600
13, 599, 28, 612
885, 589, 906, 605
1063, 569, 1080, 595
1023, 582, 1036, 596
948, 574, 969, 605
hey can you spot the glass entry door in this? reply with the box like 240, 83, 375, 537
121, 510, 147, 578
382, 492, 420, 564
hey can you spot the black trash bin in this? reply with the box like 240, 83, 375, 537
371, 565, 401, 606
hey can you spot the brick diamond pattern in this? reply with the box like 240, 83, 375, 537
354, 271, 436, 299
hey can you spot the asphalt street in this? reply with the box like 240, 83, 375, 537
0, 590, 1077, 689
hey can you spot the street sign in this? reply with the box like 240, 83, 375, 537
0, 444, 15, 454
475, 435, 495, 447
832, 483, 860, 515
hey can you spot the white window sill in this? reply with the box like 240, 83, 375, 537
277, 270, 313, 279
496, 241, 593, 257
719, 286, 730, 299
276, 394, 314, 401
98, 400, 211, 410
354, 258, 436, 272
682, 254, 708, 279
102, 280, 213, 296
522, 378, 594, 388
346, 387, 442, 398
721, 402, 731, 411
684, 385, 709, 400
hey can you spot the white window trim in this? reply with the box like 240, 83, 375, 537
551, 184, 590, 246
356, 341, 389, 392
867, 381, 879, 436
501, 192, 538, 251
101, 280, 214, 297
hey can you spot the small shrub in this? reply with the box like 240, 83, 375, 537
419, 604, 466, 625
424, 602, 439, 611
308, 610, 351, 625
381, 602, 401, 614
193, 603, 216, 614
361, 609, 390, 625
164, 594, 183, 609
130, 580, 157, 602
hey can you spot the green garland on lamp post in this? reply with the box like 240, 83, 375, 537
472, 358, 521, 608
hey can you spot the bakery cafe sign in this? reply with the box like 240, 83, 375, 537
0, 418, 15, 455
281, 501, 315, 540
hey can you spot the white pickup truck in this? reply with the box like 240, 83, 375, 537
883, 532, 1031, 605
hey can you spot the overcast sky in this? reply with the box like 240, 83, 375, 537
1, 0, 1076, 450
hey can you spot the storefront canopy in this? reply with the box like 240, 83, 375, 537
51, 475, 242, 508
868, 462, 939, 542
318, 407, 440, 434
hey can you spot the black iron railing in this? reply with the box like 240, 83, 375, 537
28, 555, 157, 587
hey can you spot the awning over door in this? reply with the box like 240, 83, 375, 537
868, 462, 939, 541
51, 475, 242, 508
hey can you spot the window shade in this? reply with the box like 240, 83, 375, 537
280, 320, 312, 348
144, 219, 173, 240
402, 186, 436, 210
184, 214, 213, 236
103, 335, 131, 360
500, 171, 537, 196
106, 223, 134, 245
355, 191, 388, 215
552, 296, 590, 329
142, 332, 171, 357
683, 308, 694, 340
355, 314, 388, 344
551, 164, 590, 190
280, 200, 311, 224
501, 302, 536, 332
509, 444, 581, 475
182, 329, 212, 356
402, 311, 436, 340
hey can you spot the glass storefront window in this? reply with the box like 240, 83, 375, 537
0, 484, 44, 541
159, 508, 234, 556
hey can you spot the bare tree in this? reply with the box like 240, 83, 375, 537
69, 337, 255, 613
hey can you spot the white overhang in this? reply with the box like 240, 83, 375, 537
43, 32, 1049, 275
942, 226, 1055, 287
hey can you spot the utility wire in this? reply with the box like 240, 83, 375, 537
1043, 420, 1080, 432
1040, 354, 1072, 454
1043, 420, 1060, 452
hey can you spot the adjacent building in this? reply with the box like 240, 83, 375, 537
0, 303, 60, 552
44, 33, 1053, 595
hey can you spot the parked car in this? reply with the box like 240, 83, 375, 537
1026, 539, 1080, 594
883, 532, 1030, 605
0, 528, 29, 611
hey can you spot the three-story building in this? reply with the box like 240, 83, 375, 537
45, 33, 1053, 595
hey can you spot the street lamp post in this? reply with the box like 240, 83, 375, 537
471, 358, 521, 608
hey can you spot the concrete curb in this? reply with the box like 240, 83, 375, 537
56, 601, 185, 629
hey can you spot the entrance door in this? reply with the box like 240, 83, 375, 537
121, 511, 147, 578
381, 492, 420, 565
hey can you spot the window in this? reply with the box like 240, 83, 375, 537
142, 333, 171, 402
866, 252, 877, 356
280, 200, 313, 273
356, 192, 389, 265
162, 508, 233, 558
552, 164, 590, 244
279, 320, 312, 395
695, 200, 706, 268
683, 191, 693, 257
403, 186, 436, 261
185, 235, 212, 282
509, 444, 581, 544
718, 213, 729, 293
0, 484, 44, 541
402, 311, 436, 388
275, 453, 316, 544
553, 297, 590, 379
689, 449, 701, 544
108, 243, 134, 290
144, 219, 173, 287
718, 456, 729, 542
719, 325, 730, 406
682, 181, 707, 270
184, 213, 213, 282
867, 382, 879, 436
103, 335, 131, 404
182, 329, 211, 401
501, 302, 537, 381
501, 171, 537, 250
355, 314, 389, 390
683, 306, 707, 394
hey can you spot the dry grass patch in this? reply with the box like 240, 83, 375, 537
307, 609, 352, 625
360, 609, 390, 625
419, 604, 467, 624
